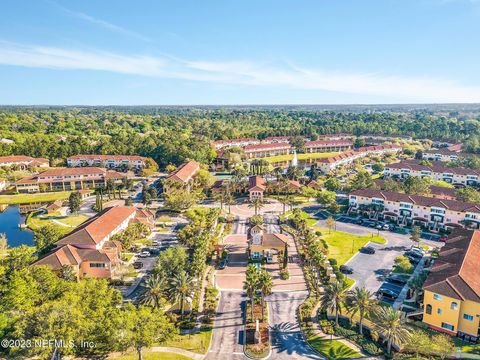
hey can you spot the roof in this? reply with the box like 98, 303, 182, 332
68, 154, 147, 161
260, 233, 289, 247
447, 143, 464, 152
317, 145, 401, 164
305, 139, 353, 148
423, 149, 465, 156
0, 155, 46, 164
56, 206, 137, 246
166, 160, 200, 183
244, 142, 292, 152
424, 229, 480, 302
16, 167, 125, 185
213, 138, 258, 145
350, 189, 480, 213
385, 160, 479, 176
374, 179, 457, 200
248, 176, 266, 191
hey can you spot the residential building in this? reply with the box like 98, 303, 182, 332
422, 149, 466, 162
317, 133, 353, 140
213, 138, 260, 150
384, 160, 479, 186
448, 143, 464, 152
248, 224, 288, 260
305, 139, 353, 153
423, 229, 480, 341
317, 145, 402, 173
262, 135, 309, 144
243, 142, 292, 159
163, 160, 200, 192
33, 206, 153, 279
374, 179, 458, 201
67, 154, 149, 169
15, 167, 125, 193
349, 189, 480, 231
0, 155, 49, 169
248, 176, 266, 201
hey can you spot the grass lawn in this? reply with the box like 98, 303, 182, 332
315, 227, 386, 265
27, 211, 88, 234
307, 334, 361, 360
260, 151, 340, 163
158, 327, 212, 354
113, 352, 191, 360
298, 210, 319, 227
0, 191, 72, 204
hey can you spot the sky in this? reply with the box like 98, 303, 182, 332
1, 0, 480, 105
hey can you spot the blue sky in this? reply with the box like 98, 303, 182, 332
1, 0, 480, 104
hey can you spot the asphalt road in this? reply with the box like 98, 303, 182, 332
268, 291, 321, 360
206, 291, 247, 360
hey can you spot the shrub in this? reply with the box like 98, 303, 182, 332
329, 258, 337, 266
280, 269, 290, 280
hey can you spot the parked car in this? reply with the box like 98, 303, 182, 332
439, 236, 448, 242
405, 250, 423, 259
360, 246, 376, 254
218, 258, 228, 270
139, 251, 151, 258
378, 288, 398, 300
151, 240, 160, 247
410, 246, 425, 255
386, 274, 409, 286
339, 265, 354, 274
405, 254, 421, 265
356, 219, 364, 225
133, 261, 143, 269
382, 223, 390, 230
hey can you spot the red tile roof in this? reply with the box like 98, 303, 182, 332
248, 176, 266, 191
166, 160, 200, 183
0, 155, 49, 165
244, 143, 292, 152
305, 140, 353, 148
68, 154, 147, 161
317, 145, 401, 164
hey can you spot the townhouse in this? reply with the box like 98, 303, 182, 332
243, 142, 292, 159
384, 160, 479, 186
213, 138, 260, 150
349, 189, 480, 232
33, 206, 153, 279
304, 139, 353, 153
317, 133, 353, 140
0, 155, 49, 169
422, 149, 466, 162
375, 179, 458, 201
163, 160, 200, 192
316, 145, 402, 173
67, 154, 149, 169
423, 229, 480, 342
15, 167, 125, 193
262, 135, 310, 144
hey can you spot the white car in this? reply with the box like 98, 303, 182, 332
139, 251, 151, 258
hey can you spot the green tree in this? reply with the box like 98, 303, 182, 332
289, 137, 306, 152
410, 226, 421, 246
320, 280, 349, 326
154, 246, 188, 280
244, 264, 260, 322
372, 163, 384, 173
68, 191, 82, 214
6, 245, 36, 273
374, 307, 410, 355
169, 270, 195, 318
140, 275, 165, 309
164, 188, 198, 211
345, 287, 377, 335
347, 171, 374, 191
248, 198, 265, 216
403, 176, 431, 195
404, 329, 432, 358
258, 270, 273, 322
0, 233, 7, 255
325, 216, 336, 234
317, 190, 337, 211
34, 224, 62, 255
432, 333, 456, 360
455, 186, 480, 203
324, 177, 342, 192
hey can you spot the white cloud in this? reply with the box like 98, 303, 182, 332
0, 41, 479, 103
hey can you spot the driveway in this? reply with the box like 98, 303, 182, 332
317, 219, 441, 291
267, 291, 320, 359
206, 291, 247, 360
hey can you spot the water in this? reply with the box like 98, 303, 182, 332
0, 206, 34, 247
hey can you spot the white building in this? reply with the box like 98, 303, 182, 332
385, 160, 479, 186
349, 189, 480, 232
213, 138, 260, 150
422, 149, 466, 162
67, 155, 148, 169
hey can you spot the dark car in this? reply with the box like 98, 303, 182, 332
356, 218, 364, 225
405, 254, 421, 265
378, 288, 398, 300
339, 265, 354, 274
404, 250, 423, 259
360, 246, 376, 254
386, 274, 409, 286
133, 261, 144, 269
218, 259, 228, 270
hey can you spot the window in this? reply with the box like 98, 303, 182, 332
463, 314, 474, 321
437, 309, 443, 315
441, 323, 454, 331
89, 263, 106, 268
426, 304, 432, 315
451, 302, 458, 310
433, 294, 442, 301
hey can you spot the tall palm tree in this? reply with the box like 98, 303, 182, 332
248, 198, 265, 215
140, 275, 165, 309
169, 271, 195, 318
345, 287, 377, 335
273, 167, 283, 181
373, 306, 411, 355
243, 264, 260, 322
258, 270, 273, 322
320, 280, 349, 326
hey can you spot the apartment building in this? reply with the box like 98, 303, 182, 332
385, 160, 479, 186
0, 155, 49, 169
422, 149, 466, 162
213, 138, 260, 150
67, 154, 148, 169
316, 144, 402, 173
33, 206, 152, 279
163, 160, 200, 192
305, 139, 353, 153
349, 189, 480, 231
243, 142, 292, 159
262, 135, 309, 144
317, 133, 353, 140
423, 229, 480, 341
15, 167, 125, 193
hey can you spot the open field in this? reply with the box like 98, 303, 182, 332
0, 191, 72, 204
259, 151, 340, 163
27, 211, 88, 234
158, 327, 212, 354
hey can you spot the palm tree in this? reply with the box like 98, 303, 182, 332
243, 264, 260, 322
248, 198, 265, 215
258, 270, 273, 322
273, 167, 283, 181
320, 280, 349, 326
373, 306, 411, 355
345, 287, 377, 335
169, 270, 195, 318
140, 275, 165, 309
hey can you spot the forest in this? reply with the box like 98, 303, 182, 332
0, 106, 479, 168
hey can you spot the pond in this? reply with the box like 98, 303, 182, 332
0, 205, 34, 247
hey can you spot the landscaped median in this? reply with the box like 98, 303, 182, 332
244, 298, 270, 359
